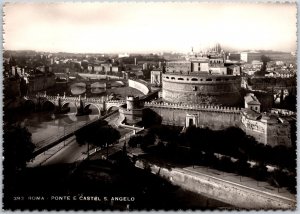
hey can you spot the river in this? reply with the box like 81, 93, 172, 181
20, 112, 97, 149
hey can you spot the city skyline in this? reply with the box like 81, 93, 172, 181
4, 3, 297, 53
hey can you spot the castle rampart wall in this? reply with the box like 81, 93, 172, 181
266, 123, 291, 147
240, 110, 292, 147
145, 102, 241, 129
241, 115, 267, 144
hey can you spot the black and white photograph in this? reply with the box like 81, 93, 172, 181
2, 2, 297, 210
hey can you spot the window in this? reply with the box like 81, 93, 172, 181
216, 78, 221, 81
171, 77, 175, 80
166, 76, 169, 79
191, 78, 198, 81
206, 78, 212, 81
178, 78, 184, 80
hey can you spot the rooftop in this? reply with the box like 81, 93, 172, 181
245, 93, 261, 105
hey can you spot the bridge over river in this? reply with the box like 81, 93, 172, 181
24, 94, 126, 117
24, 88, 160, 116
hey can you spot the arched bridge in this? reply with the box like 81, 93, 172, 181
24, 94, 126, 117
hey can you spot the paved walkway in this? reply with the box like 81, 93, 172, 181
181, 166, 295, 202
28, 136, 83, 167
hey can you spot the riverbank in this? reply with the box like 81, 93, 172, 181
134, 159, 296, 209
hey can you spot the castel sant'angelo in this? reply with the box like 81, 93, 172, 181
162, 45, 241, 106
120, 44, 294, 148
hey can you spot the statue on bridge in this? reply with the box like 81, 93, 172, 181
53, 94, 70, 114
76, 95, 91, 116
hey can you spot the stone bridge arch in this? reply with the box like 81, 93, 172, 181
61, 101, 78, 114
106, 105, 120, 113
84, 103, 102, 117
41, 100, 56, 111
23, 99, 36, 111
105, 101, 125, 113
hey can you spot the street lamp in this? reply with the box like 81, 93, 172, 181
63, 126, 65, 146
106, 142, 109, 159
87, 140, 90, 159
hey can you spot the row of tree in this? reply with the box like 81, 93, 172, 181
128, 125, 296, 193
129, 125, 296, 171
195, 153, 296, 194
183, 126, 296, 172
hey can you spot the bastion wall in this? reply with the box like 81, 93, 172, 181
144, 102, 292, 147
266, 122, 291, 147
145, 102, 241, 130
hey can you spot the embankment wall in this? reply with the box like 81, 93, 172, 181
135, 160, 296, 209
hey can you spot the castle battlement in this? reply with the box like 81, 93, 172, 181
144, 101, 241, 114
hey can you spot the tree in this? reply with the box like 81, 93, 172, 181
235, 157, 250, 176
217, 156, 235, 173
251, 161, 268, 181
97, 125, 121, 147
128, 135, 143, 148
184, 126, 211, 150
140, 132, 156, 152
75, 120, 120, 156
254, 55, 270, 76
3, 124, 35, 171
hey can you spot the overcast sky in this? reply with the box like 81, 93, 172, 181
3, 3, 297, 53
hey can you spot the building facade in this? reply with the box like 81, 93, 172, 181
240, 52, 262, 63
151, 69, 162, 86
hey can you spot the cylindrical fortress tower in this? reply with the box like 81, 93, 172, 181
119, 96, 143, 125
126, 96, 140, 110
162, 73, 241, 106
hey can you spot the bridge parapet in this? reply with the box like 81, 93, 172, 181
144, 101, 241, 114
106, 100, 126, 105
26, 95, 128, 105
85, 98, 103, 103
